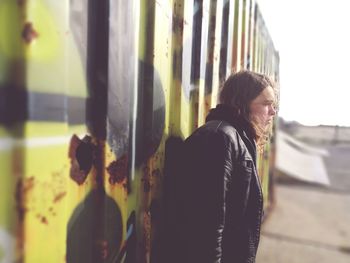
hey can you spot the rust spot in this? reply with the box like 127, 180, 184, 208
53, 191, 67, 203
15, 177, 35, 221
36, 214, 48, 224
69, 165, 87, 185
22, 22, 38, 43
17, 0, 26, 5
143, 211, 151, 255
172, 16, 184, 33
41, 216, 48, 225
106, 155, 128, 185
68, 134, 81, 159
23, 176, 34, 191
69, 134, 94, 185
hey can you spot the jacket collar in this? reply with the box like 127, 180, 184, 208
206, 104, 257, 162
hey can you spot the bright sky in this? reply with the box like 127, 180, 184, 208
258, 0, 350, 126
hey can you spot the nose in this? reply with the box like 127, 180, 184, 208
269, 105, 276, 116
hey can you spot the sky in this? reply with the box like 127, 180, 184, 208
258, 0, 350, 126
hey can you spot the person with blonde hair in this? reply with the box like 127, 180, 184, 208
175, 70, 277, 263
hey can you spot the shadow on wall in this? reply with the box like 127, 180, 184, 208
151, 136, 185, 263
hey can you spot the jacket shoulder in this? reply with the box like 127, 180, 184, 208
200, 120, 254, 161
187, 120, 239, 148
203, 120, 241, 143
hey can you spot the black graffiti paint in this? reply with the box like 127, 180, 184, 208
134, 61, 166, 167
0, 87, 27, 125
113, 211, 136, 263
85, 0, 110, 140
66, 188, 123, 263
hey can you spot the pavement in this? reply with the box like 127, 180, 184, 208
256, 143, 350, 263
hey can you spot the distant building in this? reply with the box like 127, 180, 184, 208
278, 117, 350, 145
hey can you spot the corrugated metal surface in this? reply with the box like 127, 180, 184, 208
0, 0, 279, 262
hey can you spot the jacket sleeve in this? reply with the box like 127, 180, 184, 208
183, 132, 233, 263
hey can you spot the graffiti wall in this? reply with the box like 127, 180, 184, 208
0, 0, 279, 262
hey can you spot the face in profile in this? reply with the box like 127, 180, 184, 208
249, 86, 276, 130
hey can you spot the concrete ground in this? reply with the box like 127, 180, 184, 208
256, 144, 350, 263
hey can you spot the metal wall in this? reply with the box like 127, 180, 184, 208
0, 0, 279, 262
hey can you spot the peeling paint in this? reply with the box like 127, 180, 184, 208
53, 191, 66, 203
69, 160, 88, 185
17, 0, 26, 5
15, 177, 35, 221
68, 134, 94, 185
0, 1, 279, 261
143, 211, 151, 257
36, 214, 48, 225
48, 207, 56, 217
106, 155, 128, 185
40, 216, 48, 225
22, 22, 39, 44
172, 16, 184, 33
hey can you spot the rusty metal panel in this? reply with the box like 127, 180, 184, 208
0, 0, 279, 262
247, 0, 256, 70
198, 0, 211, 126
198, 0, 220, 125
210, 0, 224, 109
232, 0, 243, 71
241, 0, 250, 69
253, 1, 259, 71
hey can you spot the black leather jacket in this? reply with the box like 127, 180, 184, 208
177, 104, 263, 263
